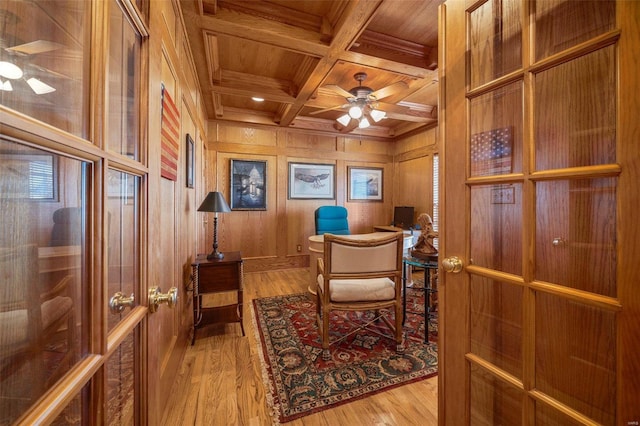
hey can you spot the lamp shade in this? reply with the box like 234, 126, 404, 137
197, 191, 231, 213
336, 114, 351, 127
369, 109, 386, 122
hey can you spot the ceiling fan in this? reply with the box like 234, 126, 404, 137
0, 40, 63, 94
312, 72, 408, 131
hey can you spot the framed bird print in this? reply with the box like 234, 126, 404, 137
288, 162, 335, 199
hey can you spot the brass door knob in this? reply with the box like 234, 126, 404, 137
148, 286, 178, 313
109, 292, 135, 314
442, 256, 463, 273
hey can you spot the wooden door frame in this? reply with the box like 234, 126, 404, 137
438, 1, 470, 423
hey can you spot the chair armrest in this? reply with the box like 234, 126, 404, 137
317, 257, 324, 275
41, 274, 73, 302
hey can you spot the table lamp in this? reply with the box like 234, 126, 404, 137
198, 191, 231, 259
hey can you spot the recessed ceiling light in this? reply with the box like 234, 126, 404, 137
252, 97, 264, 102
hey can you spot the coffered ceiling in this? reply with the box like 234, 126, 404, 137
180, 0, 442, 139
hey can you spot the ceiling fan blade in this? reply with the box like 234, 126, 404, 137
373, 101, 411, 114
369, 81, 409, 100
323, 84, 355, 99
309, 104, 349, 115
30, 64, 72, 80
7, 40, 63, 55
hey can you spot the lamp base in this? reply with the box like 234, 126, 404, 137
207, 251, 224, 260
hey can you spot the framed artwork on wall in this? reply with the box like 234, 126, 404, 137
288, 162, 335, 199
186, 134, 194, 188
230, 159, 267, 210
347, 166, 383, 202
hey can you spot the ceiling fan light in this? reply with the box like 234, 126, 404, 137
348, 105, 363, 119
26, 77, 56, 94
0, 61, 23, 79
369, 109, 386, 122
336, 114, 351, 126
358, 117, 370, 129
0, 80, 13, 91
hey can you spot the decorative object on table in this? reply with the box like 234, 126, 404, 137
185, 133, 194, 188
160, 84, 180, 181
230, 159, 266, 210
347, 166, 383, 201
197, 191, 231, 259
314, 205, 349, 235
410, 213, 438, 260
251, 287, 437, 425
288, 162, 335, 199
316, 232, 404, 360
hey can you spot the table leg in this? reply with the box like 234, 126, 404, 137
424, 268, 431, 344
402, 260, 407, 326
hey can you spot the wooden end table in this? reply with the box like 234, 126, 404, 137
191, 251, 244, 344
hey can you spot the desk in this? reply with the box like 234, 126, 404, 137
402, 255, 438, 344
38, 245, 81, 274
308, 232, 414, 295
191, 252, 244, 344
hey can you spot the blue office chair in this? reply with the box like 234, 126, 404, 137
315, 206, 350, 235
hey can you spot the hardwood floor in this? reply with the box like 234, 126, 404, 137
162, 268, 438, 425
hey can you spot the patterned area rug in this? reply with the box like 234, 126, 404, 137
251, 283, 438, 424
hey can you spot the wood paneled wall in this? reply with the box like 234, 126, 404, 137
203, 123, 439, 272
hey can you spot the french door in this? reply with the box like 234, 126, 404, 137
0, 1, 155, 424
440, 0, 639, 424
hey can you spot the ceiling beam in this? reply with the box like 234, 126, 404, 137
278, 0, 384, 127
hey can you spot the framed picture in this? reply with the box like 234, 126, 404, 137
348, 166, 383, 202
186, 134, 194, 188
107, 170, 136, 204
288, 162, 335, 199
230, 159, 267, 210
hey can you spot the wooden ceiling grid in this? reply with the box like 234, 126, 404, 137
182, 0, 442, 139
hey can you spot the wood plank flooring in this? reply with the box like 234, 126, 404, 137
162, 268, 438, 425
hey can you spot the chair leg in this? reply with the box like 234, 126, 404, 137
395, 303, 405, 353
322, 307, 331, 360
317, 290, 331, 360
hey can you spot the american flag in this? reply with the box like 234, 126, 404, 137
161, 85, 180, 181
470, 127, 512, 176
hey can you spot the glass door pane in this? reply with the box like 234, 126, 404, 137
0, 0, 89, 137
0, 137, 90, 424
107, 169, 140, 332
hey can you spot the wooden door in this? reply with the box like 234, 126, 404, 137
439, 0, 640, 424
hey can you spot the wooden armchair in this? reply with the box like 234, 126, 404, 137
315, 232, 404, 360
0, 245, 75, 402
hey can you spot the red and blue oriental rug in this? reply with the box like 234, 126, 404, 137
251, 284, 438, 424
